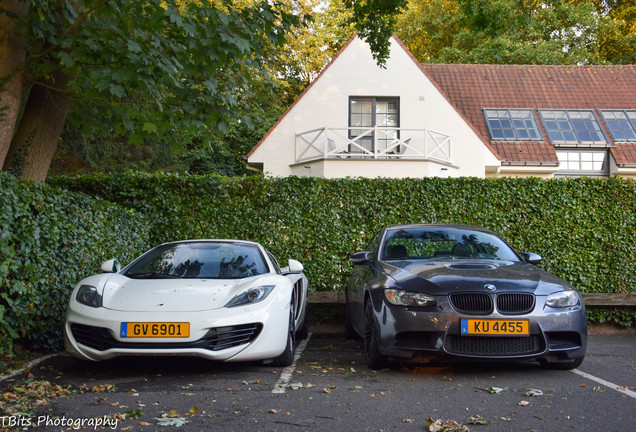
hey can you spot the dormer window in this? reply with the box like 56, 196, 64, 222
483, 109, 542, 141
539, 110, 608, 146
599, 110, 636, 142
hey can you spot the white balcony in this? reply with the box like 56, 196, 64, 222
295, 127, 452, 164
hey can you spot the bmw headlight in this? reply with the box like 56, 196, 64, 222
385, 289, 436, 307
225, 285, 275, 308
76, 285, 102, 308
546, 290, 579, 308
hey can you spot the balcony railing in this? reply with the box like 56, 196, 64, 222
295, 127, 451, 164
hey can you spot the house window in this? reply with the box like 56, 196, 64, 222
539, 110, 607, 146
483, 109, 541, 141
600, 110, 636, 142
349, 97, 399, 152
556, 150, 609, 177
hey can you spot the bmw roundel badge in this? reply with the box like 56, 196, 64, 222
484, 284, 496, 291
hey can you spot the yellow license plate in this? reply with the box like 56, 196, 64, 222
120, 322, 190, 338
461, 319, 529, 335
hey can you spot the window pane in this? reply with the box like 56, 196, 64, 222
484, 108, 541, 141
556, 151, 607, 175
542, 110, 607, 145
601, 110, 636, 142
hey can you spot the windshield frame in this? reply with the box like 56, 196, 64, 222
122, 241, 272, 280
379, 226, 522, 262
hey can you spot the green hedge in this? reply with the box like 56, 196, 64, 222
0, 173, 150, 354
49, 173, 635, 296
4, 172, 632, 354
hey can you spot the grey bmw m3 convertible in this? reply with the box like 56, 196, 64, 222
345, 224, 587, 370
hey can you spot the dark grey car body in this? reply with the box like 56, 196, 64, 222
345, 224, 587, 369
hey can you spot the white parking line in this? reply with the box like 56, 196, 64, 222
571, 369, 636, 399
0, 353, 60, 383
272, 333, 312, 394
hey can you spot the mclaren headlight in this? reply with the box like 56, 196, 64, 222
385, 289, 436, 307
225, 285, 275, 308
546, 290, 580, 308
76, 285, 102, 308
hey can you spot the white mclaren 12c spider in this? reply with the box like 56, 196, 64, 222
64, 239, 308, 366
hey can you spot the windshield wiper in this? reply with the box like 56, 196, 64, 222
126, 272, 181, 279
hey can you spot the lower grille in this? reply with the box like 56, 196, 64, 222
71, 323, 262, 352
444, 335, 544, 356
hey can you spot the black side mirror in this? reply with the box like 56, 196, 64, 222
521, 252, 542, 265
350, 251, 372, 265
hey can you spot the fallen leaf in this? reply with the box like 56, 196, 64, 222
426, 417, 469, 432
489, 386, 506, 394
466, 414, 489, 425
154, 415, 188, 427
525, 389, 543, 397
92, 384, 116, 393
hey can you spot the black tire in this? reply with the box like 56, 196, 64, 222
272, 313, 296, 367
364, 300, 389, 369
296, 315, 309, 340
544, 356, 584, 370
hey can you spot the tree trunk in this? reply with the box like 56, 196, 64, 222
0, 0, 30, 168
3, 71, 70, 181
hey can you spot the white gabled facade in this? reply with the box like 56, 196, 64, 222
247, 36, 500, 179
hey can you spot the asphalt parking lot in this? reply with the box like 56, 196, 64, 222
1, 326, 634, 432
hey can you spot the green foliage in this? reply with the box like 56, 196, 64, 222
15, 0, 303, 152
51, 84, 288, 177
0, 172, 150, 354
396, 0, 635, 65
344, 0, 409, 66
5, 173, 633, 354
587, 306, 635, 327
49, 174, 635, 296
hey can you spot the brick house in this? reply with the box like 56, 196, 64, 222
247, 35, 636, 179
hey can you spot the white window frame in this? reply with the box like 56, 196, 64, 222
599, 110, 636, 142
483, 108, 542, 141
555, 149, 609, 177
539, 109, 608, 146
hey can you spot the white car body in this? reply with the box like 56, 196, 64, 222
64, 240, 308, 365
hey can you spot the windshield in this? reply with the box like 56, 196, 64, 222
382, 227, 520, 262
124, 242, 269, 279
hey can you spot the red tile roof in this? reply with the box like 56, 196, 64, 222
420, 64, 636, 165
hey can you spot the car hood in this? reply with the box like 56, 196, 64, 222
382, 259, 571, 295
99, 274, 258, 312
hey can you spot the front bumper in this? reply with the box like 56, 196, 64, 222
371, 294, 587, 365
64, 301, 289, 362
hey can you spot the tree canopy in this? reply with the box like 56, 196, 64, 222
0, 0, 404, 180
2, 0, 633, 179
395, 0, 636, 64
